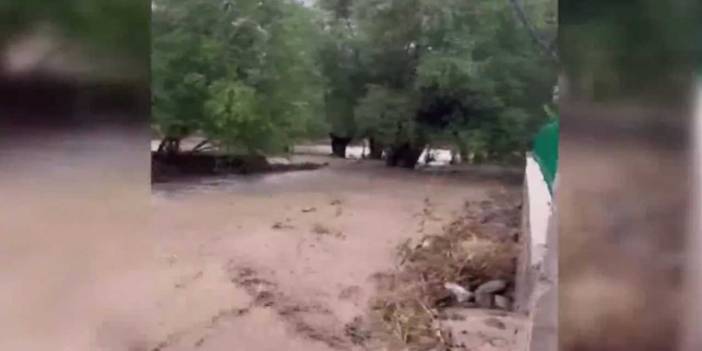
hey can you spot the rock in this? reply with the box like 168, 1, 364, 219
476, 293, 493, 308
475, 279, 507, 295
421, 238, 432, 248
444, 282, 473, 303
494, 295, 512, 310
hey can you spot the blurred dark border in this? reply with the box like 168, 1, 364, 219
0, 74, 148, 128
0, 0, 150, 130
559, 1, 701, 350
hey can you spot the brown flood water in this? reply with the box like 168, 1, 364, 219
1, 133, 520, 351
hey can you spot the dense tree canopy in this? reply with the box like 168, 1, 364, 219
345, 0, 556, 164
151, 0, 557, 164
152, 0, 326, 154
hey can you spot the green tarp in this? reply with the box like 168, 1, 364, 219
532, 119, 559, 193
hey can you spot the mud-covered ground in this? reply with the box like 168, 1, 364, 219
0, 139, 524, 351
147, 156, 524, 351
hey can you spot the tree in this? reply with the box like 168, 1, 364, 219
355, 85, 420, 163
317, 0, 368, 157
151, 0, 557, 165
152, 0, 223, 153
152, 0, 325, 155
507, 0, 557, 61
348, 0, 422, 166
348, 0, 557, 167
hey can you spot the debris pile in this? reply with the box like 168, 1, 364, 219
369, 191, 522, 350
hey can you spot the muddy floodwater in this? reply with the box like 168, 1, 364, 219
148, 156, 521, 351
1, 135, 522, 351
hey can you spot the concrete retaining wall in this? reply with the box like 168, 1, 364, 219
515, 154, 557, 351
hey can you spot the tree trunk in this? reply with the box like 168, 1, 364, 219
368, 138, 384, 159
385, 147, 399, 167
400, 146, 424, 169
385, 143, 423, 169
157, 137, 181, 156
330, 133, 351, 158
459, 146, 469, 164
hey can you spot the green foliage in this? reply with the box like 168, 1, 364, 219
152, 0, 325, 154
345, 0, 557, 159
354, 85, 420, 145
6, 0, 558, 161
317, 3, 367, 138
204, 80, 280, 153
318, 0, 355, 20
150, 0, 556, 159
